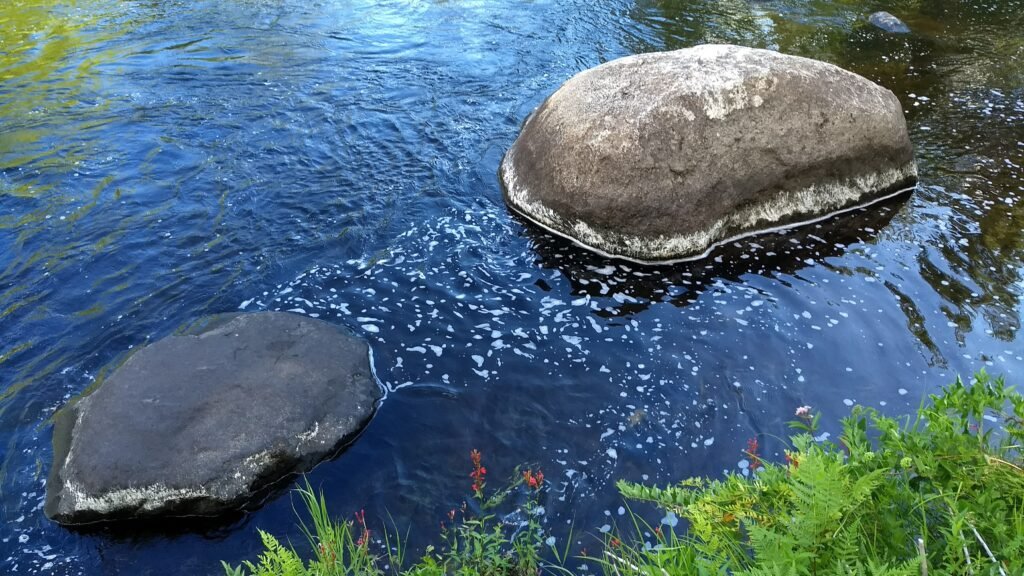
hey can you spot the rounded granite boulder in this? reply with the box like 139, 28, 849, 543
45, 312, 381, 525
501, 44, 917, 262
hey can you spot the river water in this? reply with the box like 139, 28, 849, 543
1, 0, 1022, 573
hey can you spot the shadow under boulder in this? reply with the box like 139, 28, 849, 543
518, 189, 912, 318
45, 312, 381, 526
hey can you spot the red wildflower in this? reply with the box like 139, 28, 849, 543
469, 449, 487, 495
522, 469, 545, 490
746, 437, 762, 471
354, 509, 370, 548
319, 542, 337, 563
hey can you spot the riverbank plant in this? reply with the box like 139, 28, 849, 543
225, 371, 1024, 576
614, 370, 1023, 575
223, 450, 553, 576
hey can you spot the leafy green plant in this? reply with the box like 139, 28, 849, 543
225, 371, 1024, 576
224, 451, 552, 576
617, 371, 1024, 575
421, 457, 547, 576
222, 480, 382, 576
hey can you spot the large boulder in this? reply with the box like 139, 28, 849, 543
501, 44, 917, 262
45, 312, 381, 525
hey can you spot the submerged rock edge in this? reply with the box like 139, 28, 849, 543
502, 156, 918, 263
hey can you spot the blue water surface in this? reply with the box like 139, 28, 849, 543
1, 0, 1022, 573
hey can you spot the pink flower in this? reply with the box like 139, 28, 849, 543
795, 405, 812, 417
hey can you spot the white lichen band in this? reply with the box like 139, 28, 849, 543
61, 479, 212, 515
56, 395, 252, 517
59, 453, 271, 517
502, 156, 917, 264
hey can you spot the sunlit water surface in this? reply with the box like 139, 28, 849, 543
1, 0, 1022, 573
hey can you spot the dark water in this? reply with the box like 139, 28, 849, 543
1, 0, 1022, 573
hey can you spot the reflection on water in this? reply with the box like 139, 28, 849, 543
0, 0, 1022, 574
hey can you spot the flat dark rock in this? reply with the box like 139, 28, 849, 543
501, 44, 917, 262
45, 312, 381, 525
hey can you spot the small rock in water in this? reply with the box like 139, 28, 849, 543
869, 12, 911, 34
